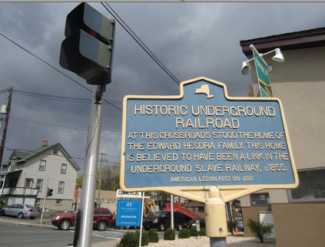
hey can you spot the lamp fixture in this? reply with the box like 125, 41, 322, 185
241, 46, 285, 75
241, 61, 252, 75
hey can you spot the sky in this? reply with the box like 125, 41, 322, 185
0, 1, 324, 174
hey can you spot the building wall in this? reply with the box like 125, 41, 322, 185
272, 203, 325, 247
39, 198, 74, 212
241, 205, 271, 237
18, 146, 78, 201
241, 45, 325, 246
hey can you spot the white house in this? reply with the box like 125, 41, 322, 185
0, 141, 80, 211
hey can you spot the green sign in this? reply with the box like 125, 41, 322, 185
251, 45, 273, 97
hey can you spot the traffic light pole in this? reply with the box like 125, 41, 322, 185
40, 180, 49, 224
76, 85, 103, 247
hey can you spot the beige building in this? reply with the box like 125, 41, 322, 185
0, 141, 80, 211
239, 27, 325, 247
75, 187, 117, 213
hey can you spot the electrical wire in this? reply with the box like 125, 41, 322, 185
101, 2, 181, 86
0, 32, 122, 111
14, 89, 91, 104
3, 146, 120, 164
10, 115, 121, 136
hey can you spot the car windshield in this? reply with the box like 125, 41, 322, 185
25, 205, 33, 209
154, 211, 169, 217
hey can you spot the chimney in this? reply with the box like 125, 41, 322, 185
42, 140, 48, 147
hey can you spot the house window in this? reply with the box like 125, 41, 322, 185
289, 168, 325, 202
25, 178, 34, 188
36, 179, 43, 192
53, 148, 59, 155
61, 163, 67, 174
56, 199, 62, 206
58, 181, 65, 194
39, 159, 46, 171
251, 193, 270, 206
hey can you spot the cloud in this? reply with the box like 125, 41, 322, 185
0, 2, 324, 172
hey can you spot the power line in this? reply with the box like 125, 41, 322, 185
101, 2, 181, 86
3, 146, 121, 164
0, 32, 122, 112
11, 115, 121, 136
13, 89, 122, 104
14, 89, 91, 104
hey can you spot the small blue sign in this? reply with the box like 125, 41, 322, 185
121, 77, 298, 190
116, 200, 142, 227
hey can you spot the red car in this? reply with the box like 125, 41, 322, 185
52, 208, 114, 231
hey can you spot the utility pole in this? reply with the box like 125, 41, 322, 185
0, 87, 13, 169
97, 153, 107, 207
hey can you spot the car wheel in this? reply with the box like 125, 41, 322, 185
159, 223, 165, 231
18, 213, 24, 219
30, 217, 35, 220
177, 224, 183, 231
59, 219, 71, 230
0, 210, 5, 216
97, 221, 107, 231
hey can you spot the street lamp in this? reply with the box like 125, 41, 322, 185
242, 44, 285, 97
241, 45, 285, 75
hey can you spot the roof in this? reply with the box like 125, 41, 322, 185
5, 143, 80, 171
240, 27, 325, 56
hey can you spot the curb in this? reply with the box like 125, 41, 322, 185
0, 217, 54, 229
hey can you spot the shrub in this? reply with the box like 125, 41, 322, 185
164, 228, 175, 240
189, 227, 198, 237
178, 228, 190, 239
247, 219, 273, 242
0, 198, 8, 209
119, 232, 137, 247
135, 230, 149, 246
198, 227, 206, 236
119, 231, 149, 247
148, 229, 159, 243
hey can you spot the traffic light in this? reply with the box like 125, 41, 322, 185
47, 188, 53, 197
60, 3, 115, 85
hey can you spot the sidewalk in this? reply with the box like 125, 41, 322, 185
0, 216, 53, 228
0, 217, 276, 247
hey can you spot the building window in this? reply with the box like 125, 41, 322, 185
25, 178, 34, 188
39, 159, 46, 171
289, 168, 325, 202
58, 181, 65, 194
61, 163, 67, 174
53, 148, 59, 155
251, 193, 270, 206
56, 199, 62, 206
36, 179, 43, 192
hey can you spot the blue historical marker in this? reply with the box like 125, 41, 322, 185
120, 77, 298, 194
116, 200, 142, 227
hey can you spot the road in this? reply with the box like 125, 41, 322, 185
0, 221, 129, 247
0, 217, 169, 247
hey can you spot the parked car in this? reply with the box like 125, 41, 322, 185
52, 208, 114, 231
185, 218, 205, 229
236, 220, 244, 231
143, 211, 190, 231
0, 204, 40, 219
